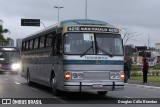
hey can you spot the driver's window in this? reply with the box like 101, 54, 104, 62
54, 36, 62, 55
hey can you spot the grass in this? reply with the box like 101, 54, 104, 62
131, 76, 160, 83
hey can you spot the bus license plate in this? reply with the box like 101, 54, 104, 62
93, 84, 103, 88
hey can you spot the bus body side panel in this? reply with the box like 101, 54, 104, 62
53, 56, 64, 89
21, 47, 56, 86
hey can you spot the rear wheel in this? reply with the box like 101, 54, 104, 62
51, 74, 61, 96
97, 91, 107, 96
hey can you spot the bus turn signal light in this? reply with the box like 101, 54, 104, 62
121, 71, 124, 80
65, 72, 71, 80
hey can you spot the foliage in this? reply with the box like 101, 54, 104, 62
131, 70, 160, 77
131, 76, 160, 83
0, 20, 10, 46
153, 65, 160, 70
121, 28, 140, 45
125, 56, 132, 64
131, 71, 139, 77
131, 64, 141, 71
150, 71, 160, 76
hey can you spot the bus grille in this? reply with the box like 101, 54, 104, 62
83, 72, 110, 80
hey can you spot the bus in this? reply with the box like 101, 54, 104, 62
0, 46, 21, 73
21, 19, 124, 96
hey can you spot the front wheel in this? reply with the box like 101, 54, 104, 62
97, 91, 107, 96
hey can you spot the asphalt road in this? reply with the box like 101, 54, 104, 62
0, 73, 160, 107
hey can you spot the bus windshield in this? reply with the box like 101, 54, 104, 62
96, 34, 123, 56
0, 51, 20, 62
64, 33, 123, 56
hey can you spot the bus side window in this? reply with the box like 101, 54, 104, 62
26, 41, 29, 50
34, 38, 39, 49
54, 36, 62, 55
22, 42, 25, 51
29, 40, 33, 50
40, 36, 45, 48
46, 34, 52, 47
57, 37, 62, 54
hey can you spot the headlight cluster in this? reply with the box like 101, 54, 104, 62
72, 72, 83, 80
110, 72, 120, 80
65, 72, 84, 80
11, 63, 21, 70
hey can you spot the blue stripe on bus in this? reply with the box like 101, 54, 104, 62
63, 60, 124, 65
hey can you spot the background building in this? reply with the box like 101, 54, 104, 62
125, 44, 134, 56
155, 43, 160, 50
16, 38, 22, 50
7, 38, 14, 46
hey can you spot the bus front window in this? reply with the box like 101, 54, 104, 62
64, 33, 94, 55
3, 51, 20, 62
96, 34, 123, 56
64, 33, 123, 56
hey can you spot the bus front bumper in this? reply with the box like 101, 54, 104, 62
62, 81, 124, 92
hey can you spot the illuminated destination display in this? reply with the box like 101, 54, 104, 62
67, 26, 119, 33
0, 47, 17, 51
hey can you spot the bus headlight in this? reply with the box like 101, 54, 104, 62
11, 63, 21, 70
72, 72, 83, 80
110, 72, 120, 80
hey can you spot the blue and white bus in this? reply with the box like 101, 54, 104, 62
21, 19, 124, 96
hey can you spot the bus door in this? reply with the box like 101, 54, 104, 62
52, 36, 63, 84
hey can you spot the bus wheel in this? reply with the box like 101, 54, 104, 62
27, 72, 32, 86
51, 75, 61, 96
97, 91, 107, 96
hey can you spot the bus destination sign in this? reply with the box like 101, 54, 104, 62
67, 26, 119, 33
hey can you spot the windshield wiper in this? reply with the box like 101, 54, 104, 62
96, 42, 113, 57
80, 45, 93, 57
97, 46, 113, 57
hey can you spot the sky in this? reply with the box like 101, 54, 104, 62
0, 0, 160, 47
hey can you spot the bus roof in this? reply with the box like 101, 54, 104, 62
23, 19, 116, 41
60, 19, 113, 27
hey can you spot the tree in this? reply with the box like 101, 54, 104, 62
0, 20, 10, 46
121, 28, 140, 46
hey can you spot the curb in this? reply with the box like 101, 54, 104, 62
126, 83, 160, 90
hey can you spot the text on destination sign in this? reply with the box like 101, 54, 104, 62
67, 26, 119, 33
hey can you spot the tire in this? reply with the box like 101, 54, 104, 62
27, 72, 32, 86
97, 91, 107, 96
51, 74, 61, 96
